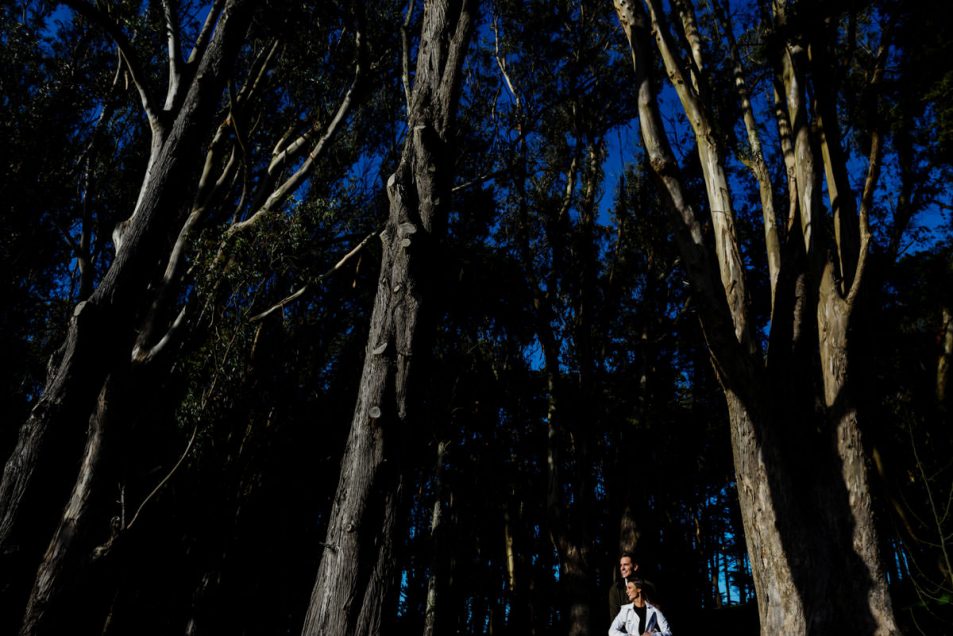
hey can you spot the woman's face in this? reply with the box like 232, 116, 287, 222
626, 582, 645, 607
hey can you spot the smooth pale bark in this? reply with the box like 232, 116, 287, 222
614, 0, 899, 633
710, 0, 781, 312
0, 2, 254, 627
300, 3, 476, 635
642, 0, 750, 347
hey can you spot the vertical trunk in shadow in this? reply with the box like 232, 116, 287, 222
18, 372, 127, 636
300, 3, 476, 634
422, 441, 453, 636
0, 2, 254, 629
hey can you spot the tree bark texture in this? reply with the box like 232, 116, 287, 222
613, 0, 899, 633
19, 374, 124, 636
0, 1, 255, 628
299, 3, 476, 635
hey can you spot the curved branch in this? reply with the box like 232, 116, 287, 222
227, 29, 366, 238
249, 231, 376, 323
60, 0, 161, 134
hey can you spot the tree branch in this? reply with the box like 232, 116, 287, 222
186, 0, 226, 65
60, 0, 161, 134
161, 0, 182, 109
401, 0, 416, 111
712, 0, 781, 312
227, 29, 366, 238
845, 128, 882, 308
249, 231, 376, 322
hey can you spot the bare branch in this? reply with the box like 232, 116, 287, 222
643, 0, 699, 118
439, 0, 476, 111
671, 0, 705, 95
493, 16, 522, 112
712, 0, 780, 312
846, 34, 890, 307
126, 422, 197, 530
249, 231, 376, 323
227, 30, 366, 238
401, 0, 416, 110
845, 129, 882, 308
161, 0, 182, 108
236, 39, 281, 107
131, 203, 206, 364
557, 155, 578, 225
60, 0, 161, 134
187, 0, 226, 65
451, 166, 510, 193
642, 0, 750, 345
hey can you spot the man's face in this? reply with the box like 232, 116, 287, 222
619, 556, 635, 579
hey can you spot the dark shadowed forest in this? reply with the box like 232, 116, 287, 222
1, 1, 952, 634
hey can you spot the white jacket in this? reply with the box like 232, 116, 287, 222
608, 601, 672, 636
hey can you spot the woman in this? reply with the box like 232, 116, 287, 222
608, 579, 672, 636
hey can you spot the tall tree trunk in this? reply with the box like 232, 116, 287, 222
300, 3, 476, 634
19, 373, 124, 636
0, 1, 254, 626
613, 0, 899, 633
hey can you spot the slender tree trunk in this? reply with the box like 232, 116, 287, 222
423, 441, 451, 636
938, 306, 952, 407
300, 3, 476, 634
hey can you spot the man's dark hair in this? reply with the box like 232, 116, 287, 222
620, 551, 638, 564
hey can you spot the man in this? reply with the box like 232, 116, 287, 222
608, 552, 640, 623
609, 579, 672, 636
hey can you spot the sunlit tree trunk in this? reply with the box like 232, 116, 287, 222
612, 0, 899, 632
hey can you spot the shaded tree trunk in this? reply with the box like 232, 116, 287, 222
0, 2, 255, 628
423, 441, 453, 636
299, 3, 477, 634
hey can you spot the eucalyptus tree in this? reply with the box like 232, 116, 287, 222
610, 0, 929, 632
0, 1, 380, 632
300, 1, 478, 634
0, 2, 259, 630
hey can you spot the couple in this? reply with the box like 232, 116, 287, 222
608, 553, 672, 636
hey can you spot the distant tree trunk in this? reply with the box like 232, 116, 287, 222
939, 306, 952, 407
423, 441, 452, 636
0, 2, 254, 628
299, 3, 476, 635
